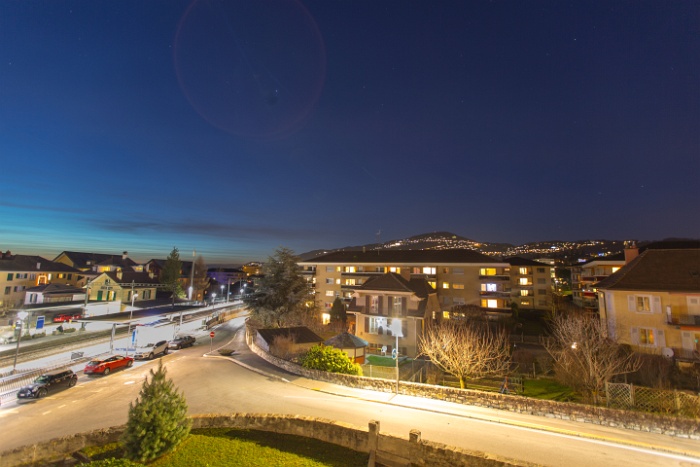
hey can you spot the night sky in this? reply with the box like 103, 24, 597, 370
1, 1, 698, 264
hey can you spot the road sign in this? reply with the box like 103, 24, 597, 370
391, 348, 397, 360
36, 316, 45, 330
210, 331, 215, 338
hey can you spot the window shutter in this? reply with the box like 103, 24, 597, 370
652, 296, 661, 314
365, 296, 370, 311
402, 297, 407, 315
627, 296, 636, 312
364, 317, 369, 332
378, 296, 384, 314
401, 319, 408, 338
387, 295, 393, 312
681, 331, 693, 349
655, 329, 666, 348
630, 327, 639, 345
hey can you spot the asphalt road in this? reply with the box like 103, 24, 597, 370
1, 317, 699, 467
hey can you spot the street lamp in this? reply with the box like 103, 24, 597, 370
126, 292, 138, 356
212, 293, 217, 308
12, 311, 28, 373
390, 318, 403, 394
220, 285, 224, 303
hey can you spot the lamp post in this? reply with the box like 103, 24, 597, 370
126, 292, 138, 356
12, 311, 28, 373
212, 293, 216, 308
226, 280, 230, 303
220, 285, 224, 303
391, 318, 403, 394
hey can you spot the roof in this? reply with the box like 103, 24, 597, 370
103, 271, 161, 286
574, 252, 626, 267
0, 254, 80, 273
300, 249, 503, 265
55, 251, 137, 270
595, 249, 700, 293
324, 332, 368, 349
359, 273, 435, 299
256, 326, 324, 346
505, 256, 553, 267
25, 283, 85, 294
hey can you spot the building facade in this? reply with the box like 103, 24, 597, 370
570, 254, 625, 309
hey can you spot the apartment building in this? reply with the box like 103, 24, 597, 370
1, 251, 83, 310
596, 245, 700, 364
298, 249, 512, 321
570, 253, 625, 309
505, 257, 554, 312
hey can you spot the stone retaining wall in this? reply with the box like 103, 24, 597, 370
0, 414, 529, 467
247, 333, 700, 439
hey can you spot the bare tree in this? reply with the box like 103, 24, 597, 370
192, 255, 210, 302
418, 321, 511, 389
544, 311, 640, 404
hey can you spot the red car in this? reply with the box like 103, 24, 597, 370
84, 355, 134, 375
53, 313, 82, 323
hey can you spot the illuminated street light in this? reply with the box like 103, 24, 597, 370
220, 285, 224, 303
12, 310, 28, 373
390, 318, 403, 394
126, 293, 138, 357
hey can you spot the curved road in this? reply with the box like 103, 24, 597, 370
1, 317, 698, 467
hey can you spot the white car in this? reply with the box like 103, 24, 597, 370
133, 340, 169, 360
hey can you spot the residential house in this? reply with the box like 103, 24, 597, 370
144, 259, 194, 296
53, 250, 142, 273
86, 270, 160, 312
24, 283, 86, 306
0, 251, 83, 310
298, 249, 512, 321
347, 273, 440, 358
570, 253, 626, 310
596, 244, 700, 364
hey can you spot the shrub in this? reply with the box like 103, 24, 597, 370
122, 361, 191, 463
300, 344, 362, 376
83, 459, 142, 467
217, 348, 234, 356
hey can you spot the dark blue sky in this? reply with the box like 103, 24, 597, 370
1, 1, 698, 264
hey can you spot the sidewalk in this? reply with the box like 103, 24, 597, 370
206, 321, 700, 461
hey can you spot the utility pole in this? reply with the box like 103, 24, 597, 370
188, 249, 196, 301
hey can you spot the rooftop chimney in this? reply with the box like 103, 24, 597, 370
624, 241, 639, 264
122, 251, 128, 259
36, 262, 41, 270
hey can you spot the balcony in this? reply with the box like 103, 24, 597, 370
479, 275, 509, 281
670, 347, 700, 363
479, 291, 512, 298
341, 270, 385, 276
667, 314, 700, 327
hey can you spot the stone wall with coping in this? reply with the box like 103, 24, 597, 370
0, 414, 528, 467
247, 332, 700, 439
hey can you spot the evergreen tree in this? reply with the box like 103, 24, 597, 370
161, 247, 184, 309
243, 247, 311, 327
329, 297, 347, 326
122, 361, 191, 462
192, 255, 210, 302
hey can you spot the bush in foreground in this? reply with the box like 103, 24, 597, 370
301, 344, 362, 376
121, 361, 191, 462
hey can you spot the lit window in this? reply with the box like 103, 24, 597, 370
481, 283, 497, 292
325, 290, 335, 297
481, 299, 498, 308
453, 283, 464, 290
335, 279, 341, 285
519, 267, 528, 275
480, 268, 496, 276
612, 267, 620, 273
389, 267, 401, 273
442, 311, 451, 319
422, 267, 436, 275
370, 296, 378, 313
345, 279, 356, 286
639, 328, 655, 345
519, 278, 529, 286
321, 313, 331, 325
520, 290, 529, 296
345, 266, 356, 273
393, 296, 403, 315
428, 281, 437, 289
442, 282, 449, 289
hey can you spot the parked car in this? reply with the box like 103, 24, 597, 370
53, 313, 82, 323
168, 335, 196, 350
133, 340, 169, 360
84, 355, 134, 375
17, 369, 77, 399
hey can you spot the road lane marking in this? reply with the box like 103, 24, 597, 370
58, 404, 66, 409
42, 411, 52, 415
124, 381, 136, 385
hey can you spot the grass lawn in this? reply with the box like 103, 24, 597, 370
365, 354, 409, 367
81, 428, 368, 467
522, 378, 579, 402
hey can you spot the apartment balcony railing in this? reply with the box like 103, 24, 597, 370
479, 275, 510, 281
666, 314, 700, 327
479, 291, 512, 298
670, 347, 700, 363
341, 271, 386, 276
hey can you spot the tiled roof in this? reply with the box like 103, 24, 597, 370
56, 251, 137, 270
359, 274, 435, 299
26, 283, 85, 294
0, 255, 80, 273
595, 249, 700, 293
256, 326, 324, 346
103, 271, 160, 285
504, 256, 552, 267
301, 249, 503, 264
324, 332, 368, 349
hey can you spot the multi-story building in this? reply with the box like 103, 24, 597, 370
596, 245, 700, 364
1, 251, 83, 310
570, 253, 626, 309
87, 270, 160, 311
505, 257, 554, 312
348, 273, 440, 357
298, 249, 512, 322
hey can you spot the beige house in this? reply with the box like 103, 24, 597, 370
596, 246, 700, 364
0, 251, 83, 310
299, 249, 512, 322
505, 257, 554, 312
87, 270, 160, 312
347, 273, 440, 358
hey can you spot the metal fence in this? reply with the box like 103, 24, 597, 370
605, 382, 700, 418
361, 358, 428, 383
